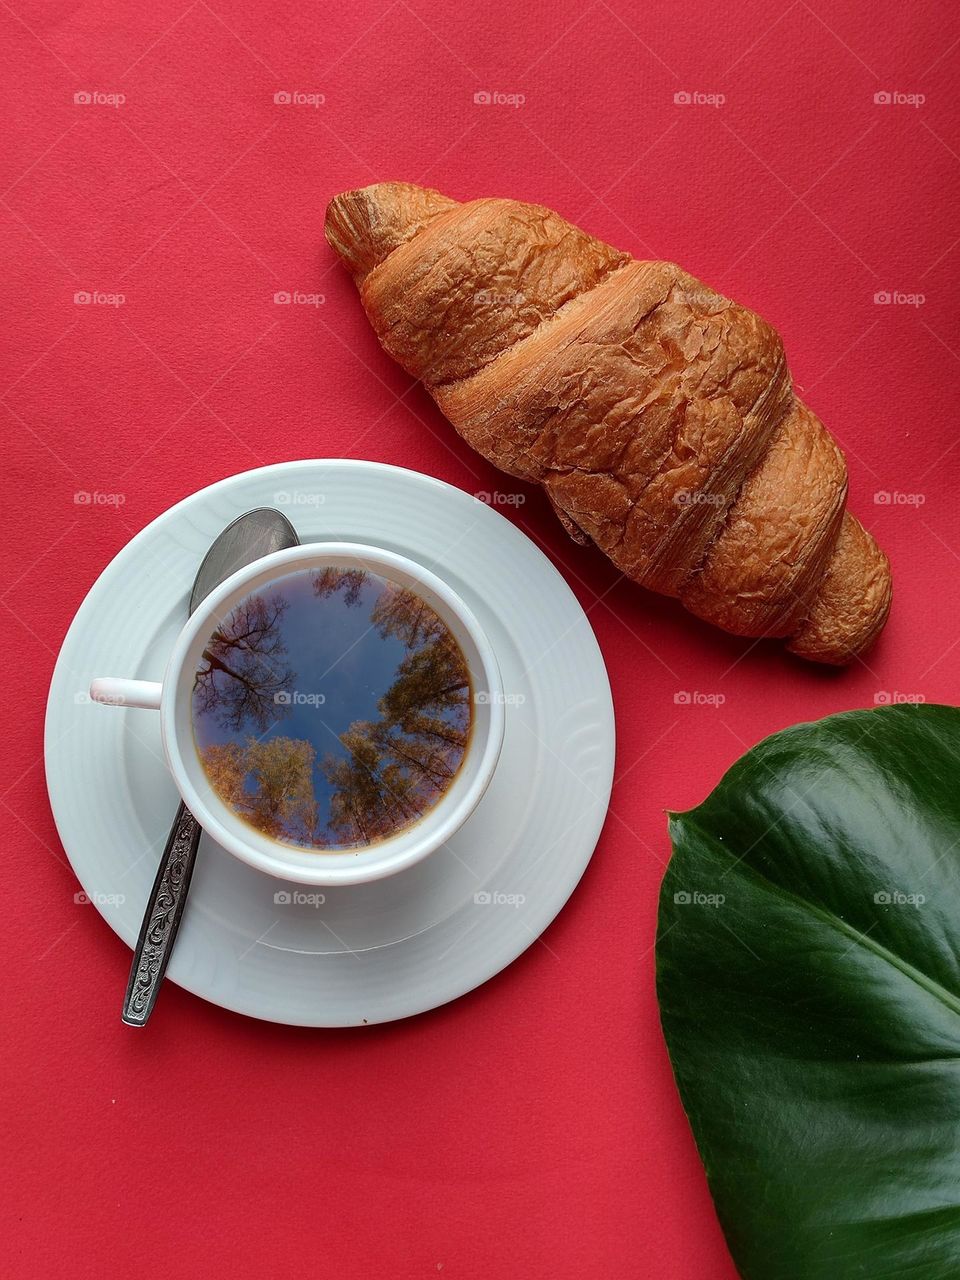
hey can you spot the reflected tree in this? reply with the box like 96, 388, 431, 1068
371, 584, 447, 648
380, 640, 470, 727
321, 598, 472, 846
199, 741, 247, 810
313, 567, 369, 607
193, 592, 294, 732
285, 796, 330, 849
244, 736, 317, 837
200, 735, 323, 845
323, 722, 431, 845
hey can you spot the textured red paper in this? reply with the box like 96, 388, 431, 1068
2, 3, 958, 1277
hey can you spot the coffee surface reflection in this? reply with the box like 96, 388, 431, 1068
192, 567, 472, 850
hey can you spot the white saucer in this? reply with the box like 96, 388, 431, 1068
44, 461, 615, 1025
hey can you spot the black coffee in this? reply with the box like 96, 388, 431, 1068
192, 566, 472, 850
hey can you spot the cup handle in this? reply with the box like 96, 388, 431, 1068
89, 678, 163, 710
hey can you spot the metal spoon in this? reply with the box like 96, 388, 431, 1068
122, 508, 300, 1025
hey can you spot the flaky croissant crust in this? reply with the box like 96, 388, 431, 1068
325, 182, 892, 664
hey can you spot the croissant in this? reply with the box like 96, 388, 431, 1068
325, 182, 892, 664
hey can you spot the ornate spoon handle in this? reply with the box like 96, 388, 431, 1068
122, 802, 202, 1026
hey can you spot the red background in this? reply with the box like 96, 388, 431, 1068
3, 2, 958, 1277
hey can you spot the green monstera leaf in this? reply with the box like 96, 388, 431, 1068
657, 704, 960, 1280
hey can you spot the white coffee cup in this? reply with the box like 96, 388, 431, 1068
90, 543, 504, 886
